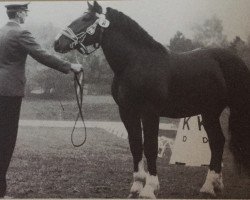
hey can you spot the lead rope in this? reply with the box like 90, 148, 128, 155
71, 53, 87, 147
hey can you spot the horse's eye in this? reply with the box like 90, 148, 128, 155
82, 13, 92, 22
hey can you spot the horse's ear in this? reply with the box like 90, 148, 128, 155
93, 1, 102, 14
87, 1, 93, 11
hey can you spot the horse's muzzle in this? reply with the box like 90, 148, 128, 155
54, 40, 61, 52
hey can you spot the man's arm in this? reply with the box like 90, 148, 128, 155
18, 30, 72, 74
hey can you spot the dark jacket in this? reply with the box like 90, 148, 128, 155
0, 22, 71, 96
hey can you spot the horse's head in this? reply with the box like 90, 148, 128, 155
54, 1, 110, 54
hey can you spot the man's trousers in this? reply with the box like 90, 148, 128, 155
0, 96, 22, 197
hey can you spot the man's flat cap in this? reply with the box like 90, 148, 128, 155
5, 3, 29, 12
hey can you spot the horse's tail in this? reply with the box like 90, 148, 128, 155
212, 48, 250, 174
228, 72, 250, 174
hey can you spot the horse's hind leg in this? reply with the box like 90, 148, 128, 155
119, 107, 146, 198
139, 113, 160, 199
200, 114, 225, 196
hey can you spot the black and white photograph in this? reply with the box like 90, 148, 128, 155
0, 0, 249, 198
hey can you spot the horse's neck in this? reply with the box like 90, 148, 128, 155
101, 30, 137, 75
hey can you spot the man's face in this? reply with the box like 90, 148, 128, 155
17, 10, 28, 24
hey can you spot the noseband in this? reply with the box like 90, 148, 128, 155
58, 12, 110, 55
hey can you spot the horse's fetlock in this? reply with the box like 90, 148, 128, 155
139, 185, 156, 199
130, 180, 144, 194
200, 170, 224, 196
146, 174, 160, 191
133, 171, 147, 183
213, 173, 224, 191
200, 184, 216, 197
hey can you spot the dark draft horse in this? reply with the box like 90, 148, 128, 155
54, 1, 250, 198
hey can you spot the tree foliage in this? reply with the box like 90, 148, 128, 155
32, 68, 74, 98
229, 36, 250, 69
193, 15, 228, 47
169, 31, 201, 53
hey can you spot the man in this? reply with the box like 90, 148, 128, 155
0, 3, 83, 198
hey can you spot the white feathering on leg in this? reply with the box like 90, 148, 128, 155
129, 160, 147, 197
130, 180, 144, 195
200, 170, 216, 196
200, 170, 224, 196
214, 172, 224, 192
139, 174, 160, 199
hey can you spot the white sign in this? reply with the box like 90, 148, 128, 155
170, 115, 211, 166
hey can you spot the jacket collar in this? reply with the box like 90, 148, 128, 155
7, 20, 20, 27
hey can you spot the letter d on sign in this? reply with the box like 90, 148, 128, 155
202, 137, 208, 143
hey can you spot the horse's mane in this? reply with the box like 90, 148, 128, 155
106, 8, 167, 54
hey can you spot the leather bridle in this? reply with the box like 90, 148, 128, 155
55, 11, 110, 147
57, 12, 110, 55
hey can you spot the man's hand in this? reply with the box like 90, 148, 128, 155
70, 63, 83, 73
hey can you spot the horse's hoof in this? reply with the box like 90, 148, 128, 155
130, 181, 144, 195
3, 196, 13, 199
214, 179, 224, 192
139, 192, 156, 199
200, 185, 216, 197
128, 192, 139, 199
139, 187, 156, 199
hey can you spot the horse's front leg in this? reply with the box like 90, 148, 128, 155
119, 107, 146, 198
200, 115, 225, 196
139, 112, 160, 199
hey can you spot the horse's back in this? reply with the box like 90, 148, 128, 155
112, 47, 245, 118
160, 48, 229, 117
168, 48, 227, 95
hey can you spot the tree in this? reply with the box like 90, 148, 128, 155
193, 15, 228, 47
32, 68, 74, 99
169, 31, 201, 53
229, 36, 246, 55
87, 53, 112, 84
228, 36, 250, 70
24, 22, 77, 97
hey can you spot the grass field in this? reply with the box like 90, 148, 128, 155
21, 96, 121, 121
6, 126, 250, 199
6, 97, 249, 198
20, 96, 180, 124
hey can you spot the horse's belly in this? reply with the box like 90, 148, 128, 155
159, 103, 202, 118
157, 87, 226, 118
